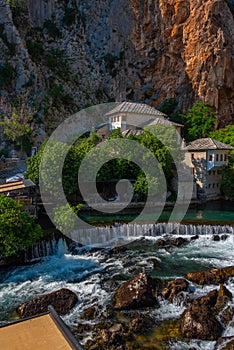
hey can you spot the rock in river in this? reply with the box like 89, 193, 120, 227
186, 266, 234, 285
17, 288, 78, 317
113, 272, 158, 310
181, 285, 232, 340
162, 278, 189, 301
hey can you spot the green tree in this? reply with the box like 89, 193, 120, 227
1, 107, 32, 153
221, 153, 234, 200
26, 133, 100, 197
108, 128, 123, 139
134, 171, 159, 199
0, 195, 43, 257
183, 102, 217, 141
53, 203, 83, 234
25, 142, 46, 185
209, 125, 234, 147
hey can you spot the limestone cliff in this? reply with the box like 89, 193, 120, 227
0, 0, 233, 137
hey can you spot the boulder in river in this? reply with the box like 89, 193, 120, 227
171, 237, 189, 247
181, 285, 232, 340
113, 272, 158, 310
181, 304, 223, 340
186, 266, 234, 285
215, 336, 234, 349
162, 278, 189, 301
17, 288, 78, 317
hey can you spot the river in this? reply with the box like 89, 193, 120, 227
0, 201, 234, 349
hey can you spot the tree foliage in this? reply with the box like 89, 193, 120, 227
209, 125, 234, 147
25, 142, 46, 185
0, 195, 43, 257
53, 203, 83, 234
183, 102, 217, 141
0, 106, 32, 153
221, 153, 234, 200
26, 128, 178, 199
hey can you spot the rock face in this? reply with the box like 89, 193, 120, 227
186, 266, 234, 285
113, 272, 158, 309
181, 284, 232, 340
16, 288, 78, 317
0, 0, 233, 136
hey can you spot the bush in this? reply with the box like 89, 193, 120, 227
0, 62, 15, 89
62, 7, 76, 26
49, 85, 73, 108
43, 19, 62, 39
26, 40, 44, 60
45, 49, 69, 79
221, 153, 234, 200
0, 195, 43, 257
159, 98, 178, 115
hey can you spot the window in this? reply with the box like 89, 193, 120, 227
213, 183, 215, 188
216, 154, 219, 161
213, 170, 216, 175
191, 153, 194, 160
209, 154, 213, 161
225, 154, 228, 161
217, 184, 219, 188
208, 184, 211, 188
220, 154, 223, 161
208, 171, 211, 176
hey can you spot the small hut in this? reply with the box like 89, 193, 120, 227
0, 179, 38, 217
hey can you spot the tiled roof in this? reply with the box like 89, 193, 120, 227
146, 118, 183, 128
186, 138, 234, 151
105, 101, 166, 117
122, 129, 144, 137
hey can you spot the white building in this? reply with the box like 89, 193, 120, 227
184, 138, 233, 199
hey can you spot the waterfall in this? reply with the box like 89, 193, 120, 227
71, 223, 234, 246
26, 237, 68, 261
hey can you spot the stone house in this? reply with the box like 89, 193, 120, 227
184, 138, 233, 199
97, 101, 183, 138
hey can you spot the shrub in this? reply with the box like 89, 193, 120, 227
49, 85, 73, 108
0, 62, 15, 89
26, 40, 44, 60
62, 7, 76, 26
0, 195, 43, 257
43, 19, 62, 39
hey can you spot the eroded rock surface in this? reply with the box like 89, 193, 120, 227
0, 0, 233, 133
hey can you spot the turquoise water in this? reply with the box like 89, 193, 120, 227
80, 200, 234, 225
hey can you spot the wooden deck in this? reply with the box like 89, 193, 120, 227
0, 307, 83, 350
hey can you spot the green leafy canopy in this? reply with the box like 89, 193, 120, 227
0, 195, 43, 257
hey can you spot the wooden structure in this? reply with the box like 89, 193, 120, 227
0, 306, 83, 350
0, 179, 38, 216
